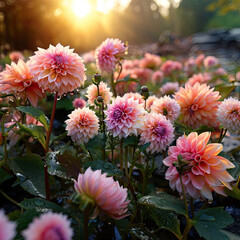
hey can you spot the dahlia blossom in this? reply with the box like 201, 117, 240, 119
86, 81, 112, 105
236, 71, 240, 81
151, 96, 180, 123
163, 132, 235, 200
9, 51, 24, 63
151, 71, 164, 84
65, 107, 99, 144
160, 82, 179, 96
174, 83, 220, 129
195, 54, 205, 67
161, 60, 182, 76
0, 210, 16, 240
123, 92, 145, 104
0, 60, 44, 106
204, 56, 218, 68
74, 167, 129, 220
216, 97, 240, 133
29, 43, 86, 96
105, 96, 146, 138
139, 53, 161, 69
146, 95, 158, 111
140, 113, 174, 153
95, 38, 127, 73
186, 73, 212, 86
131, 68, 153, 85
72, 98, 86, 109
22, 212, 73, 240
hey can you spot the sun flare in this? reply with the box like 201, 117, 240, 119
72, 0, 91, 18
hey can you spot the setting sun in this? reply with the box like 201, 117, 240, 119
72, 0, 91, 18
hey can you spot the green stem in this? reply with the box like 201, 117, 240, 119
102, 102, 106, 161
44, 92, 58, 201
1, 113, 8, 169
218, 128, 227, 143
0, 188, 20, 207
111, 73, 117, 97
124, 146, 128, 177
179, 174, 188, 216
84, 208, 90, 240
120, 139, 123, 171
111, 134, 114, 163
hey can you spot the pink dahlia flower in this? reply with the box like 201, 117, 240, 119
151, 96, 180, 123
0, 60, 44, 107
139, 53, 161, 69
160, 82, 179, 96
82, 50, 95, 64
174, 83, 220, 129
105, 96, 146, 138
131, 68, 153, 85
29, 43, 86, 96
186, 73, 212, 86
151, 71, 164, 84
9, 51, 24, 63
22, 212, 73, 240
163, 132, 235, 200
72, 98, 86, 109
236, 71, 240, 81
204, 56, 218, 68
74, 167, 129, 220
0, 210, 16, 240
65, 107, 99, 144
146, 95, 158, 111
214, 67, 227, 76
86, 81, 112, 105
95, 38, 127, 74
161, 60, 182, 76
140, 112, 174, 153
195, 54, 205, 67
122, 59, 140, 69
123, 92, 144, 105
216, 97, 240, 133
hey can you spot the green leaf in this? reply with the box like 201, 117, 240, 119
123, 135, 139, 147
86, 134, 106, 161
9, 154, 45, 198
138, 194, 187, 217
150, 209, 181, 239
115, 74, 138, 85
0, 167, 13, 185
46, 151, 71, 179
195, 125, 215, 134
138, 142, 150, 152
193, 207, 234, 240
19, 198, 62, 212
16, 106, 49, 130
83, 160, 124, 178
130, 224, 159, 240
56, 97, 74, 110
224, 185, 240, 200
17, 123, 46, 148
215, 85, 236, 101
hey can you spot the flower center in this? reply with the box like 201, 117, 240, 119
79, 116, 90, 126
113, 108, 127, 121
163, 107, 168, 116
189, 104, 198, 114
42, 227, 65, 240
54, 54, 63, 65
153, 125, 166, 137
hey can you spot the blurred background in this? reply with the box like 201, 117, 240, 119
0, 0, 239, 53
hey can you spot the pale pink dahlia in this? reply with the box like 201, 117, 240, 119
151, 96, 180, 123
140, 113, 174, 153
163, 132, 235, 200
160, 82, 179, 96
105, 96, 146, 138
139, 53, 161, 69
0, 60, 44, 106
131, 68, 153, 85
29, 43, 86, 96
123, 92, 144, 105
65, 107, 99, 144
22, 212, 73, 240
82, 50, 95, 64
146, 95, 158, 111
74, 168, 129, 220
161, 60, 182, 76
204, 56, 218, 68
0, 210, 16, 240
216, 97, 240, 133
86, 81, 112, 105
9, 51, 24, 63
174, 83, 220, 129
236, 71, 240, 81
72, 98, 86, 109
151, 71, 164, 84
195, 54, 205, 67
95, 38, 127, 74
186, 73, 212, 86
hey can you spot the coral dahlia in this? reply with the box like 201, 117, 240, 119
163, 132, 235, 200
74, 167, 129, 220
140, 113, 174, 153
174, 83, 220, 129
65, 107, 99, 144
22, 212, 73, 240
105, 96, 146, 138
29, 43, 86, 96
